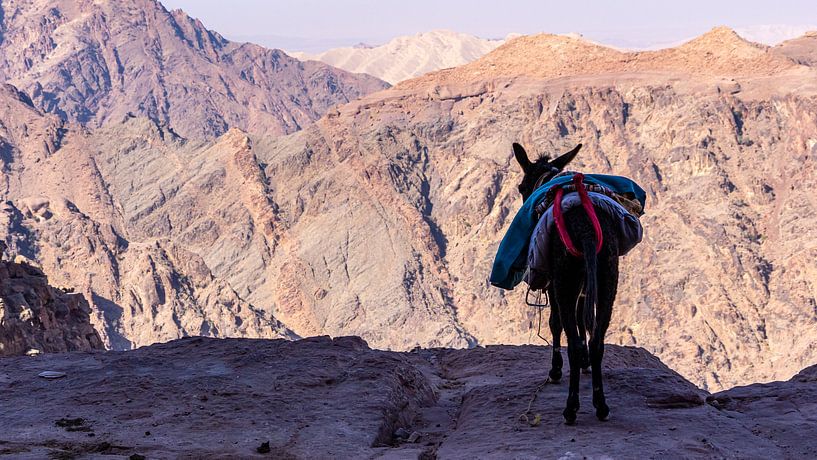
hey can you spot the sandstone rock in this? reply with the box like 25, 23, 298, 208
0, 87, 295, 348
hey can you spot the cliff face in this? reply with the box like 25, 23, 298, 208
0, 337, 815, 458
0, 259, 103, 356
0, 0, 388, 138
0, 85, 294, 348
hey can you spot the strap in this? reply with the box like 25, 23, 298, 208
551, 173, 604, 257
573, 173, 604, 254
553, 187, 581, 257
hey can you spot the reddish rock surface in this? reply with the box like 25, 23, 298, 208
0, 260, 102, 356
0, 336, 815, 458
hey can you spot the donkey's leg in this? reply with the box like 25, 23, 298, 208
590, 258, 618, 421
555, 283, 583, 425
589, 332, 609, 421
576, 301, 591, 373
548, 288, 564, 383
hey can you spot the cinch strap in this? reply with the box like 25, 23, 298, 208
551, 173, 603, 257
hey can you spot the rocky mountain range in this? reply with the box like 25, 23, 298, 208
1, 0, 817, 396
290, 30, 506, 84
0, 0, 388, 139
1, 336, 816, 458
245, 27, 817, 391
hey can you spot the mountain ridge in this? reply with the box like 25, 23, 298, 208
291, 30, 506, 84
0, 0, 388, 139
399, 26, 803, 90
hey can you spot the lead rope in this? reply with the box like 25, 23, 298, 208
518, 376, 551, 426
525, 283, 551, 345
520, 284, 552, 427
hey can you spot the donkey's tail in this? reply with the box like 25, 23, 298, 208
581, 236, 598, 336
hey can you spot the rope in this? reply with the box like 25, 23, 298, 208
552, 173, 604, 257
518, 376, 552, 426
520, 285, 553, 427
525, 285, 551, 346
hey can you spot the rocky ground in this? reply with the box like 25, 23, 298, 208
0, 336, 815, 459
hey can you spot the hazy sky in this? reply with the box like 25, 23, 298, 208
160, 0, 817, 52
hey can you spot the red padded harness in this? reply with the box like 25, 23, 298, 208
551, 173, 603, 257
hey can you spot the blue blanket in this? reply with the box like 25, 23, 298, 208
490, 173, 646, 290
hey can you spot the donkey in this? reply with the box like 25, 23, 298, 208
513, 142, 619, 425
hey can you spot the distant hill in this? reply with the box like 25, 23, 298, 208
0, 0, 388, 138
399, 27, 797, 89
773, 31, 817, 65
291, 30, 506, 84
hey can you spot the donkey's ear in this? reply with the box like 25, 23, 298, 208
512, 143, 533, 172
549, 143, 582, 171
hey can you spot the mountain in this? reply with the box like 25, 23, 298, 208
0, 84, 294, 348
252, 27, 817, 390
291, 30, 505, 84
774, 31, 817, 65
400, 27, 796, 89
1, 336, 816, 457
3, 25, 817, 392
0, 0, 388, 139
0, 257, 103, 356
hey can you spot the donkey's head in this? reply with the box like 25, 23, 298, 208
513, 142, 582, 202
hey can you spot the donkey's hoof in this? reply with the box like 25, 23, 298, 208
562, 407, 579, 425
596, 405, 610, 421
548, 368, 562, 383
